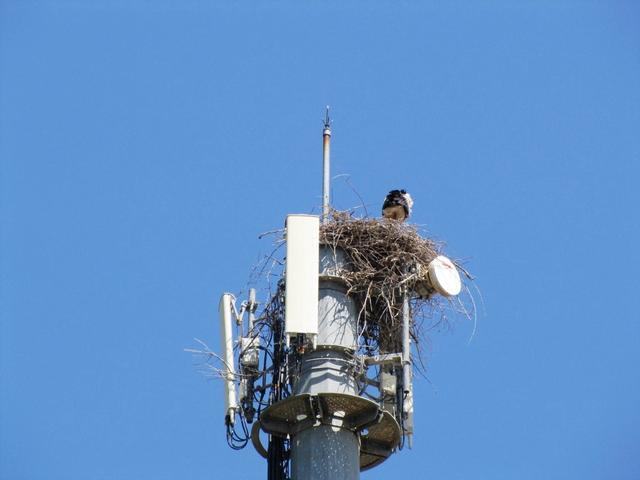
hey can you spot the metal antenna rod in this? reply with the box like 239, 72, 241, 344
402, 284, 411, 394
322, 106, 331, 223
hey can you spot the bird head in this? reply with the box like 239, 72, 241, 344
402, 192, 414, 214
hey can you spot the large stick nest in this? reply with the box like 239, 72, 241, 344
319, 211, 471, 362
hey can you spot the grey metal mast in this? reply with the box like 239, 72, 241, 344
289, 247, 360, 479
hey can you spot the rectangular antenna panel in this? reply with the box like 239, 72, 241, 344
285, 214, 319, 337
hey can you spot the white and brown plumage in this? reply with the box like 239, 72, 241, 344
382, 189, 413, 222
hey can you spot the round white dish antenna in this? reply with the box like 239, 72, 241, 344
427, 255, 461, 297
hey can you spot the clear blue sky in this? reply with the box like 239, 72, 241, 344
1, 1, 639, 479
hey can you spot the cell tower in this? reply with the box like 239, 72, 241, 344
215, 109, 463, 480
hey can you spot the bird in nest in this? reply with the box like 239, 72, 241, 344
382, 189, 413, 222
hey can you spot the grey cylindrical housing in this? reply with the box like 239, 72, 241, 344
316, 282, 358, 349
290, 426, 360, 480
317, 246, 357, 349
290, 246, 360, 480
293, 350, 358, 396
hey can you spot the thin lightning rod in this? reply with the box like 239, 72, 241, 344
322, 106, 331, 223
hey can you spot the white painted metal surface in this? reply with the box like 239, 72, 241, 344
219, 293, 238, 423
427, 255, 462, 297
322, 107, 331, 222
285, 214, 320, 338
401, 286, 411, 394
404, 366, 414, 448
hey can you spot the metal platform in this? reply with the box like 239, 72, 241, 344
260, 392, 380, 436
359, 410, 401, 470
259, 393, 402, 471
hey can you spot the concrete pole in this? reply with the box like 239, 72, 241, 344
289, 247, 360, 480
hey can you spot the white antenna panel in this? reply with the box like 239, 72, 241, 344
285, 214, 319, 338
427, 255, 462, 297
219, 293, 238, 423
